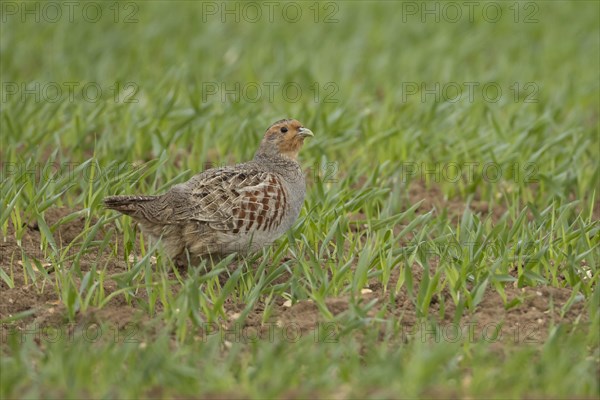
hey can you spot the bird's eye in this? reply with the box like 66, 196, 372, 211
280, 127, 288, 133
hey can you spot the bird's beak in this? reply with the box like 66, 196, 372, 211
298, 127, 314, 138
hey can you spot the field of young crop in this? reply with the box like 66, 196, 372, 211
1, 1, 598, 398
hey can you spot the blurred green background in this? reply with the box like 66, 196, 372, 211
2, 1, 598, 186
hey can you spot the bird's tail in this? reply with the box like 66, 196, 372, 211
103, 195, 157, 215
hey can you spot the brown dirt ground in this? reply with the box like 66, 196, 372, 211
0, 181, 590, 346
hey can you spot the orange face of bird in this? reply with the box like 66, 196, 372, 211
262, 119, 314, 160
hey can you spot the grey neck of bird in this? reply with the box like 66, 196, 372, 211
254, 151, 299, 166
253, 152, 304, 179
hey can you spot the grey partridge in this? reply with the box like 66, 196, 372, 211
104, 119, 314, 264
